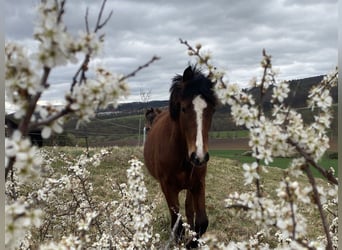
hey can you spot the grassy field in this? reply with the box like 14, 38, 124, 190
209, 149, 338, 177
46, 146, 334, 247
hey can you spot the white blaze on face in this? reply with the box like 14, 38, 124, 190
192, 95, 207, 160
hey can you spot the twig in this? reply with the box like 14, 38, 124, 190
284, 179, 297, 239
226, 204, 251, 211
94, 0, 113, 33
70, 54, 90, 92
119, 56, 160, 82
56, 0, 66, 24
85, 7, 90, 34
259, 49, 271, 93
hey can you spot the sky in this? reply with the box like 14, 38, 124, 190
5, 0, 338, 110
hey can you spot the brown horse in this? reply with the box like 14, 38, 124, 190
144, 107, 162, 133
144, 65, 217, 248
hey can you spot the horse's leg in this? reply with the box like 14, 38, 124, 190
186, 182, 208, 249
193, 183, 208, 237
161, 184, 184, 241
185, 189, 194, 229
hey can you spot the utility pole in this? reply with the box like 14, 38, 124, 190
139, 89, 151, 146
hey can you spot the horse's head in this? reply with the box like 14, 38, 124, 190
145, 108, 162, 132
169, 65, 217, 167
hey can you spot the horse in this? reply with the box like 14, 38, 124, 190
143, 65, 217, 248
144, 107, 162, 133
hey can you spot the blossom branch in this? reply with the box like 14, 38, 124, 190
5, 66, 51, 181
179, 38, 226, 88
29, 105, 72, 130
287, 138, 338, 185
181, 39, 338, 249
71, 0, 112, 93
302, 164, 333, 250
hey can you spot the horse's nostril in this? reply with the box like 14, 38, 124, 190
190, 152, 197, 163
190, 152, 195, 159
190, 152, 209, 166
204, 152, 209, 162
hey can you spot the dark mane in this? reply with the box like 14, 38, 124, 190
170, 65, 217, 107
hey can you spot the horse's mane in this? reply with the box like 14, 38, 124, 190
170, 65, 217, 106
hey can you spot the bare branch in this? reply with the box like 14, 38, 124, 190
85, 7, 90, 34
56, 0, 66, 24
119, 56, 160, 82
94, 0, 113, 33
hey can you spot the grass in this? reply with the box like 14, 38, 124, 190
209, 149, 338, 178
44, 146, 334, 247
209, 130, 249, 139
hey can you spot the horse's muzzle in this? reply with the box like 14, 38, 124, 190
190, 152, 209, 167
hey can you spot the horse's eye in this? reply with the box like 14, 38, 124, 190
181, 107, 186, 113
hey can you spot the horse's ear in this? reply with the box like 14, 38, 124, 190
182, 65, 194, 82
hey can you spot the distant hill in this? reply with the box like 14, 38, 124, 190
6, 75, 337, 147
248, 75, 337, 110
107, 74, 337, 114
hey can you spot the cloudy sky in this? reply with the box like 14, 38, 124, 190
5, 0, 338, 109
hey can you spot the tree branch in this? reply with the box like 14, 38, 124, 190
18, 67, 51, 136
29, 105, 72, 130
179, 38, 226, 88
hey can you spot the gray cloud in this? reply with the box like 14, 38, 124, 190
5, 0, 338, 105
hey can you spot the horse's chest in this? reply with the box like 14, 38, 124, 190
175, 171, 188, 187
171, 168, 202, 190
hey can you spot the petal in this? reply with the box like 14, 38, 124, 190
41, 126, 51, 139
